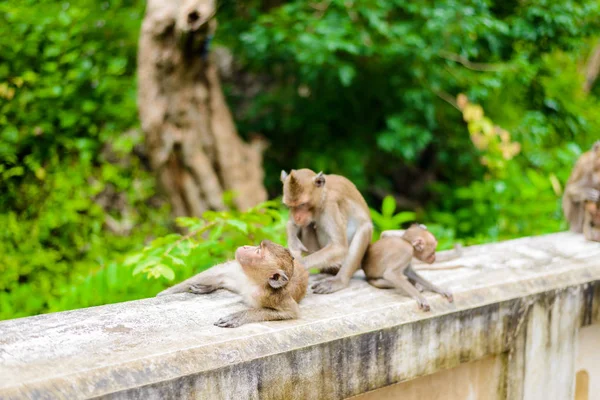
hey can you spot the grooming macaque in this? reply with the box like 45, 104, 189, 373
281, 169, 373, 294
362, 224, 454, 311
157, 240, 308, 328
584, 200, 600, 242
563, 141, 600, 234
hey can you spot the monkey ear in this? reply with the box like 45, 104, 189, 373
594, 141, 600, 151
313, 171, 326, 187
280, 170, 288, 182
268, 270, 289, 289
412, 238, 425, 252
419, 224, 428, 230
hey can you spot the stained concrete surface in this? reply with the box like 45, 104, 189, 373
0, 232, 599, 399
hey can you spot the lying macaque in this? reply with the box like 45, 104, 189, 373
380, 229, 464, 269
584, 200, 600, 242
563, 141, 600, 233
362, 224, 454, 311
281, 168, 373, 294
157, 240, 308, 328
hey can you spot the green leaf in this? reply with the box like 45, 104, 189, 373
167, 255, 185, 267
132, 257, 162, 275
123, 253, 143, 267
381, 196, 396, 218
338, 65, 356, 87
392, 212, 416, 225
154, 264, 175, 280
225, 220, 248, 234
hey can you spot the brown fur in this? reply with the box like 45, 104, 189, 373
563, 141, 600, 233
157, 240, 308, 327
281, 168, 373, 294
584, 200, 600, 242
362, 224, 454, 311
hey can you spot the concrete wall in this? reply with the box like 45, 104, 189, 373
0, 232, 599, 399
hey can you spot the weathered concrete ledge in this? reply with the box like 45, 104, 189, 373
1, 232, 599, 399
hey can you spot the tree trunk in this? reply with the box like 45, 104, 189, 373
137, 0, 267, 218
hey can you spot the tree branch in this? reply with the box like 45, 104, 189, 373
439, 50, 504, 72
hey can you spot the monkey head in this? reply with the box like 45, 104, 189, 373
235, 240, 294, 289
280, 169, 326, 227
403, 224, 438, 264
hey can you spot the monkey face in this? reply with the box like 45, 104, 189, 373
407, 226, 438, 264
281, 169, 326, 227
235, 243, 264, 268
290, 203, 313, 227
235, 240, 294, 286
418, 248, 437, 264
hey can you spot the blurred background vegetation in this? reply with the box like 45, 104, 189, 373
1, 0, 599, 320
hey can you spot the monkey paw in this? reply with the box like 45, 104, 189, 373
214, 312, 246, 328
417, 300, 431, 312
189, 284, 215, 294
311, 277, 347, 294
442, 292, 454, 303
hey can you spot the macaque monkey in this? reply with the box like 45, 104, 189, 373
380, 229, 464, 269
362, 224, 454, 311
281, 169, 373, 294
563, 141, 600, 233
157, 240, 308, 328
584, 200, 600, 242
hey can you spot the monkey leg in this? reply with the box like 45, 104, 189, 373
404, 265, 453, 303
301, 243, 346, 273
319, 265, 341, 275
367, 278, 395, 289
311, 223, 373, 294
382, 267, 430, 311
157, 261, 243, 296
214, 302, 299, 328
408, 279, 425, 292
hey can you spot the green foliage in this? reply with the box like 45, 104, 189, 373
218, 0, 600, 243
124, 201, 287, 284
370, 195, 416, 233
0, 0, 171, 320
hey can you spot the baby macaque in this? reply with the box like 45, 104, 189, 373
584, 200, 600, 242
157, 240, 308, 328
380, 229, 464, 269
281, 169, 373, 294
563, 141, 600, 234
362, 224, 454, 311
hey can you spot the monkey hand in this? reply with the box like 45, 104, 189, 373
189, 284, 216, 294
288, 237, 308, 254
290, 248, 303, 261
585, 188, 600, 202
311, 276, 348, 294
214, 311, 247, 328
